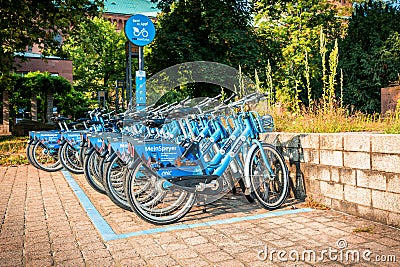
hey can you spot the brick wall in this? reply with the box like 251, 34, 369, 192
261, 132, 400, 228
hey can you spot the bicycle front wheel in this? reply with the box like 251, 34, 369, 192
82, 148, 106, 194
103, 153, 131, 210
125, 159, 196, 225
249, 143, 289, 210
31, 141, 63, 172
26, 140, 40, 169
59, 142, 83, 174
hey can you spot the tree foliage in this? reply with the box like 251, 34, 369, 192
54, 88, 94, 119
339, 0, 400, 113
146, 0, 261, 97
8, 72, 73, 121
254, 0, 342, 107
63, 17, 126, 97
0, 0, 103, 74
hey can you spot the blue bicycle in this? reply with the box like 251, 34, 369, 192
124, 93, 289, 224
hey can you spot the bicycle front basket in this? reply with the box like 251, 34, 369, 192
259, 114, 274, 133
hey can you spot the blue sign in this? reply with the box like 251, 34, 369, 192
125, 14, 155, 47
136, 70, 146, 109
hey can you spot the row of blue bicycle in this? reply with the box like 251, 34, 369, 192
26, 92, 290, 224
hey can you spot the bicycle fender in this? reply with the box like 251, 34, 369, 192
85, 146, 95, 156
59, 139, 67, 145
243, 143, 260, 194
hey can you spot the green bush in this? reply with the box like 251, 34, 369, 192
339, 0, 400, 113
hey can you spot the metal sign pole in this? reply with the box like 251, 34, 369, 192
128, 42, 133, 109
136, 46, 146, 110
124, 14, 155, 111
139, 46, 144, 71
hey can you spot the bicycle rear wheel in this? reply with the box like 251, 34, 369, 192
125, 159, 195, 225
249, 143, 289, 210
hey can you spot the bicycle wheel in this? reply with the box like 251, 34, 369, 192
249, 143, 289, 210
31, 141, 63, 172
26, 140, 40, 169
125, 159, 196, 225
83, 147, 106, 194
103, 153, 131, 210
98, 153, 108, 181
58, 142, 84, 174
79, 143, 87, 168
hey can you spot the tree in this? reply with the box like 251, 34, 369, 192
63, 17, 126, 102
254, 0, 342, 108
54, 88, 94, 119
9, 72, 72, 122
0, 0, 102, 129
0, 0, 103, 74
146, 0, 262, 97
339, 0, 400, 113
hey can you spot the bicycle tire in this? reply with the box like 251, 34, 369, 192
103, 153, 131, 210
249, 143, 289, 210
99, 152, 108, 181
26, 140, 40, 169
82, 147, 106, 194
237, 177, 256, 203
79, 144, 87, 168
125, 159, 196, 225
31, 141, 63, 172
58, 142, 84, 174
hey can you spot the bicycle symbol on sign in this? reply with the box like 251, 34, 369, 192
133, 27, 149, 38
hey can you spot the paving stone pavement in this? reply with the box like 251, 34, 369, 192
0, 165, 399, 267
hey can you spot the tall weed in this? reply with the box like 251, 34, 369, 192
256, 100, 399, 133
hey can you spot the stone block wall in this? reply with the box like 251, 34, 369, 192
261, 133, 400, 228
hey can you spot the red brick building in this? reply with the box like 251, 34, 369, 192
14, 53, 73, 83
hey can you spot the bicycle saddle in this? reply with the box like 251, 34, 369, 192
142, 118, 166, 128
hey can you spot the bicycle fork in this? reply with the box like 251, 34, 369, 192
243, 140, 274, 195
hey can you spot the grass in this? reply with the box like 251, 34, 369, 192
0, 136, 29, 165
302, 195, 329, 210
1, 101, 400, 165
353, 226, 374, 233
256, 101, 400, 134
